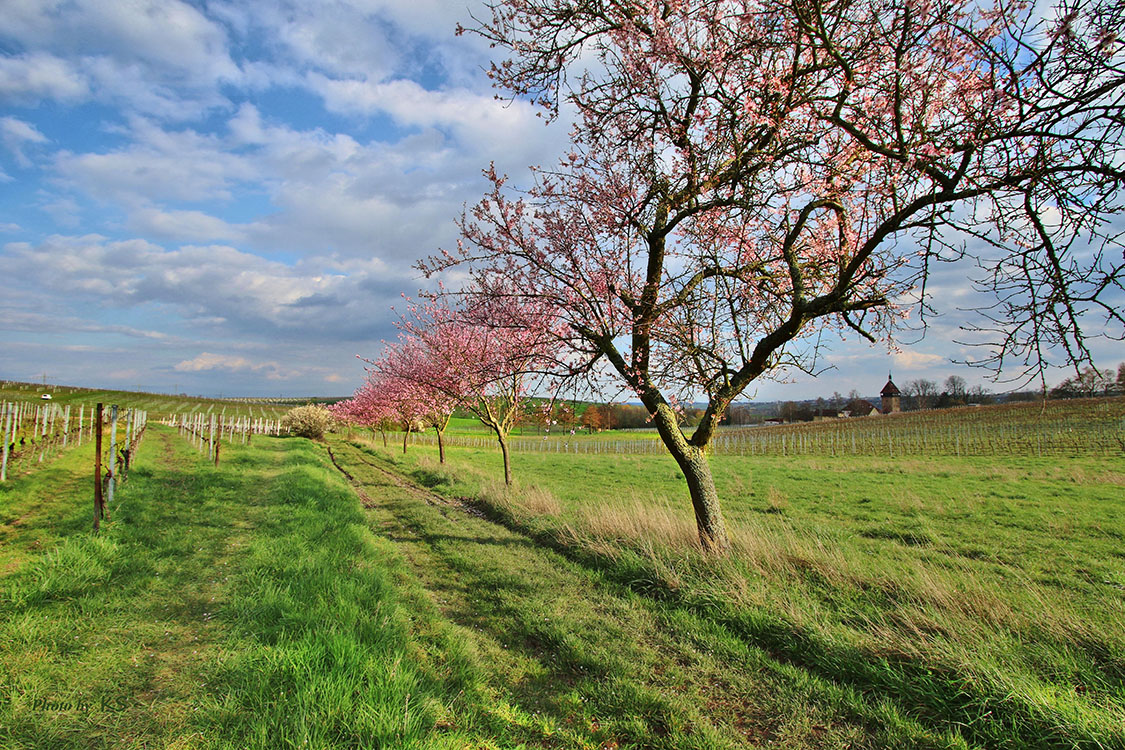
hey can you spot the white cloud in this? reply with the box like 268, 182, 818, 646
0, 52, 88, 102
891, 350, 947, 369
1, 234, 410, 342
45, 109, 511, 260
54, 121, 257, 203
306, 74, 551, 155
128, 207, 246, 243
0, 0, 579, 396
0, 116, 49, 167
38, 196, 82, 227
1, 0, 239, 117
0, 308, 173, 341
1, 117, 48, 144
174, 351, 283, 377
208, 0, 465, 80
1, 0, 238, 80
171, 351, 351, 383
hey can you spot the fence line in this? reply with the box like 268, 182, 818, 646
1, 400, 96, 479
168, 412, 282, 461
0, 398, 150, 521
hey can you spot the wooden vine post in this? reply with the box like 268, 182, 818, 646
1, 403, 11, 482
93, 403, 105, 531
107, 405, 118, 508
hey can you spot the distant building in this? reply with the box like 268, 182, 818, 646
845, 399, 880, 417
881, 374, 901, 414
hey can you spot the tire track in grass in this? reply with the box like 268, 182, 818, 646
328, 437, 955, 750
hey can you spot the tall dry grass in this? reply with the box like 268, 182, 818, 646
472, 477, 1119, 688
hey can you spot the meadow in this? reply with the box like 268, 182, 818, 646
2, 385, 1122, 748
0, 425, 529, 749
342, 418, 1125, 749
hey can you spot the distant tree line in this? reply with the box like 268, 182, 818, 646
575, 402, 705, 432
1048, 364, 1125, 399
760, 364, 1125, 424
460, 363, 1125, 434
901, 375, 995, 411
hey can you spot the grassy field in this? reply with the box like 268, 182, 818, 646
4, 392, 1122, 748
345, 434, 1125, 749
0, 426, 525, 748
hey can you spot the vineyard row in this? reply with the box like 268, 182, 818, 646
403, 417, 1124, 458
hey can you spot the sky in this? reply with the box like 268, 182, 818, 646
0, 0, 1116, 401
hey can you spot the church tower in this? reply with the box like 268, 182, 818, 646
881, 374, 901, 414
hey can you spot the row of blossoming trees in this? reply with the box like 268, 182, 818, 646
337, 0, 1123, 554
330, 295, 559, 485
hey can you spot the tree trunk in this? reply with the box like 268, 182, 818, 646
651, 404, 730, 553
402, 428, 409, 454
497, 432, 512, 485
437, 429, 446, 464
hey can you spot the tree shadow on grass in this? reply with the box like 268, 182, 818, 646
442, 489, 1123, 750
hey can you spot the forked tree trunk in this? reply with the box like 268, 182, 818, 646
651, 404, 730, 553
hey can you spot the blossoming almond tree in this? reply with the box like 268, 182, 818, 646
394, 294, 558, 484
369, 339, 459, 462
426, 0, 1125, 551
329, 376, 397, 447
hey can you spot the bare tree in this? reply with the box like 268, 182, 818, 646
1051, 366, 1116, 397
944, 375, 968, 404
905, 379, 938, 410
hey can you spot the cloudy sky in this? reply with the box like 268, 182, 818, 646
0, 0, 1107, 400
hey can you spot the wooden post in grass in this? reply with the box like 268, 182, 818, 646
1, 403, 12, 482
214, 439, 220, 467
107, 405, 118, 507
120, 410, 131, 481
94, 403, 104, 531
36, 405, 44, 464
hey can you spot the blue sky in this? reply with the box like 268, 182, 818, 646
0, 0, 1113, 399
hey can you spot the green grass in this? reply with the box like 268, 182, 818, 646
345, 434, 1125, 749
330, 437, 948, 749
0, 426, 507, 748
5, 405, 1121, 748
394, 397, 1125, 458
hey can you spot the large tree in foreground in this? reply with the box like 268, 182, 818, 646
427, 0, 1125, 551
